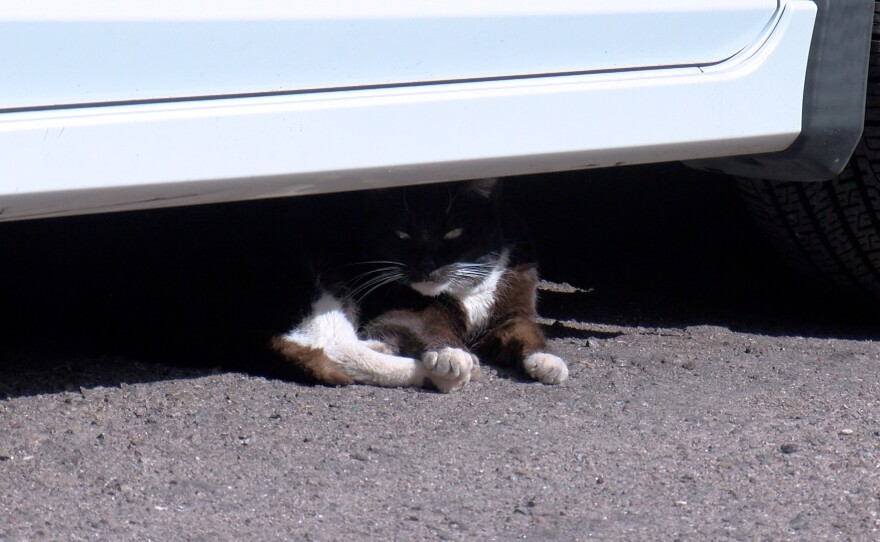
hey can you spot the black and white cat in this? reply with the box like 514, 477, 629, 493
1, 178, 566, 393
269, 178, 568, 392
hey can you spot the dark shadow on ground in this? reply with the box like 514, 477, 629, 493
0, 196, 315, 399
540, 321, 623, 341
0, 350, 216, 400
1, 164, 877, 399
504, 164, 879, 340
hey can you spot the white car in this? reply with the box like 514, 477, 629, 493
1, 0, 876, 300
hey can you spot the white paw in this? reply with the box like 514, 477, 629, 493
523, 352, 569, 385
422, 347, 478, 393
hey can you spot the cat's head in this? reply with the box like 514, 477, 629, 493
360, 179, 505, 297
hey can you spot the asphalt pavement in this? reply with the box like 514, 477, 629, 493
1, 165, 878, 541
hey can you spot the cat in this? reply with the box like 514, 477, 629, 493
1, 178, 566, 393
269, 178, 569, 392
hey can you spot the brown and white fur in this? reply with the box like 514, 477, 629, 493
270, 178, 568, 392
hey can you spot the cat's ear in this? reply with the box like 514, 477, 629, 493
466, 178, 500, 199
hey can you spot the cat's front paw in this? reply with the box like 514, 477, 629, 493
523, 352, 569, 385
422, 347, 478, 393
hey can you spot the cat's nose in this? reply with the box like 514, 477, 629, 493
417, 258, 436, 276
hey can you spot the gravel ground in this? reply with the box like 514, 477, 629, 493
1, 166, 878, 540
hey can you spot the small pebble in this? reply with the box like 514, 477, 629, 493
839, 429, 854, 436
779, 443, 799, 454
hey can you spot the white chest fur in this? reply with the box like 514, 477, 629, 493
452, 249, 509, 336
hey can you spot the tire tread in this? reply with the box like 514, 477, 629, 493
737, 142, 880, 301
735, 1, 880, 303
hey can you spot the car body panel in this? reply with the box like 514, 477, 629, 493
3, 0, 778, 111
0, 1, 819, 221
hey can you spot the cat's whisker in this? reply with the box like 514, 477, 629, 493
445, 257, 506, 288
455, 270, 489, 276
452, 270, 488, 283
457, 260, 496, 266
350, 265, 404, 276
347, 268, 408, 299
343, 260, 405, 268
348, 266, 402, 279
454, 263, 496, 272
348, 273, 399, 299
451, 269, 491, 280
347, 275, 389, 296
345, 266, 405, 287
351, 273, 406, 302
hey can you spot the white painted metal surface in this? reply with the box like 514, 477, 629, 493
0, 1, 816, 221
1, 0, 777, 110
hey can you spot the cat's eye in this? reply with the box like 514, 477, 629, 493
443, 227, 464, 240
395, 230, 411, 240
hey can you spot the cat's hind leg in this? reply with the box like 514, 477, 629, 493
270, 337, 354, 385
272, 293, 431, 388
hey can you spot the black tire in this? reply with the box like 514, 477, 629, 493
736, 4, 880, 304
